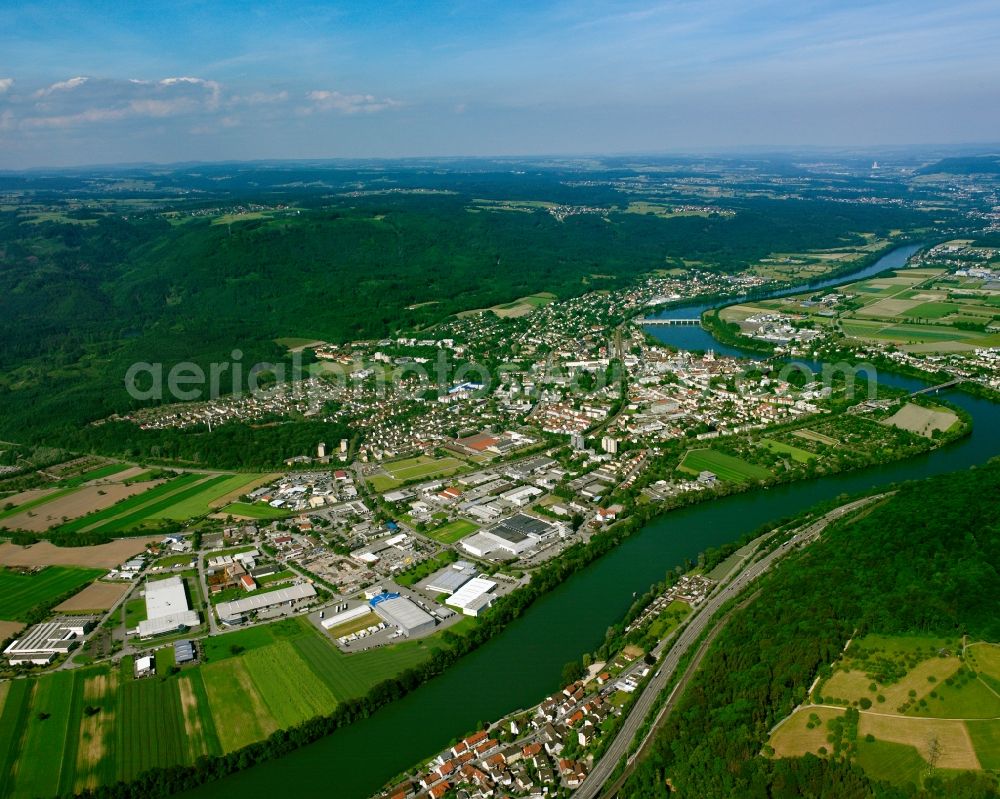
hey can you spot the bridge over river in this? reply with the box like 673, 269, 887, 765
634, 317, 701, 326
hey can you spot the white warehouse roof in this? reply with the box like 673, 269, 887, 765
138, 576, 199, 638
446, 577, 496, 612
216, 582, 317, 621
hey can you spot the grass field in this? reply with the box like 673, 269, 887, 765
218, 501, 292, 520
90, 475, 234, 531
369, 455, 467, 491
761, 438, 816, 463
678, 448, 772, 483
116, 677, 188, 781
151, 473, 271, 520
883, 403, 959, 437
853, 738, 936, 785
72, 670, 119, 792
966, 719, 1000, 770
645, 600, 690, 640
12, 670, 78, 798
202, 657, 279, 751
771, 632, 1000, 786
177, 671, 222, 762
769, 706, 845, 758
0, 566, 104, 621
242, 640, 339, 727
54, 473, 204, 533
0, 680, 32, 798
426, 518, 479, 544
966, 642, 1000, 682
0, 616, 478, 793
900, 301, 962, 319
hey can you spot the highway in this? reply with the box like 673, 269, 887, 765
573, 494, 887, 799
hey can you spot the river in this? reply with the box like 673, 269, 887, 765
183, 243, 999, 799
644, 242, 925, 356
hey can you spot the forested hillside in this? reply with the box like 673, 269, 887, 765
623, 460, 1000, 799
0, 165, 942, 446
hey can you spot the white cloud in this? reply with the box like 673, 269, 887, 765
34, 76, 88, 97
0, 79, 13, 94
304, 89, 401, 115
19, 75, 226, 129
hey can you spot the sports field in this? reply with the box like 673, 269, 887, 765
0, 566, 104, 621
426, 518, 479, 544
369, 455, 466, 491
678, 448, 772, 483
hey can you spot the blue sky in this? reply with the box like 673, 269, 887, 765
0, 0, 998, 167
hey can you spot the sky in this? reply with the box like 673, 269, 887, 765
0, 0, 998, 168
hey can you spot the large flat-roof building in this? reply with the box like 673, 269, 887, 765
216, 583, 317, 625
460, 513, 563, 559
425, 560, 478, 595
371, 595, 436, 638
3, 617, 97, 666
446, 577, 497, 617
138, 576, 200, 639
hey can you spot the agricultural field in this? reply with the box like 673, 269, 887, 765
0, 482, 163, 532
0, 614, 476, 794
0, 620, 24, 640
0, 566, 104, 621
48, 471, 273, 535
368, 454, 467, 491
426, 518, 479, 544
768, 633, 1000, 787
883, 402, 959, 437
155, 472, 278, 519
0, 537, 159, 569
677, 448, 772, 483
730, 259, 1000, 353
54, 580, 131, 613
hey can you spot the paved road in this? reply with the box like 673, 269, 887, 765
574, 494, 886, 799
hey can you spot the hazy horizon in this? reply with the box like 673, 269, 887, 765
2, 0, 999, 169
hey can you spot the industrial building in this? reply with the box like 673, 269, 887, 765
460, 513, 562, 559
174, 639, 196, 664
138, 576, 200, 638
3, 617, 97, 666
216, 582, 317, 625
321, 603, 371, 630
371, 593, 436, 637
446, 577, 497, 617
425, 560, 478, 595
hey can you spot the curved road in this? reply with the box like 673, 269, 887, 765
574, 494, 887, 799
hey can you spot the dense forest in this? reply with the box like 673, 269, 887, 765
622, 459, 1000, 799
0, 164, 945, 452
